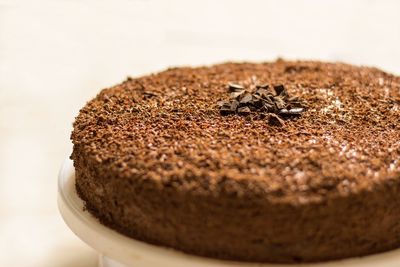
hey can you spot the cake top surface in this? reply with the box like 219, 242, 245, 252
72, 60, 400, 204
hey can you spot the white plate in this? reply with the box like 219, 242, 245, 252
58, 159, 400, 267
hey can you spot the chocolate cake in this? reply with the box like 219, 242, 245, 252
71, 60, 400, 263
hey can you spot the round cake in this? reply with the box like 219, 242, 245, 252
71, 60, 400, 263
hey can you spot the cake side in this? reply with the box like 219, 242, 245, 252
71, 60, 400, 263
73, 145, 400, 263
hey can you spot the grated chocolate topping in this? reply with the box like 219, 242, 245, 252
71, 60, 400, 204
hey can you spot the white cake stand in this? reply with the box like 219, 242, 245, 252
58, 159, 400, 267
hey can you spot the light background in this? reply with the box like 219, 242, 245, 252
0, 0, 399, 266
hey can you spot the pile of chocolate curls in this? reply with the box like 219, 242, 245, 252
217, 83, 306, 125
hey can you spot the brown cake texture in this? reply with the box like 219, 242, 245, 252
71, 60, 400, 263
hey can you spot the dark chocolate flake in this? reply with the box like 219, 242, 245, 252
240, 94, 253, 105
254, 113, 267, 120
228, 83, 244, 92
230, 90, 245, 99
248, 105, 258, 112
274, 96, 286, 110
230, 100, 239, 111
220, 105, 235, 115
256, 84, 270, 89
274, 85, 285, 95
265, 103, 276, 113
279, 108, 304, 116
255, 88, 271, 98
263, 95, 274, 105
238, 106, 251, 115
252, 97, 264, 108
268, 114, 285, 127
217, 100, 229, 107
274, 85, 288, 99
